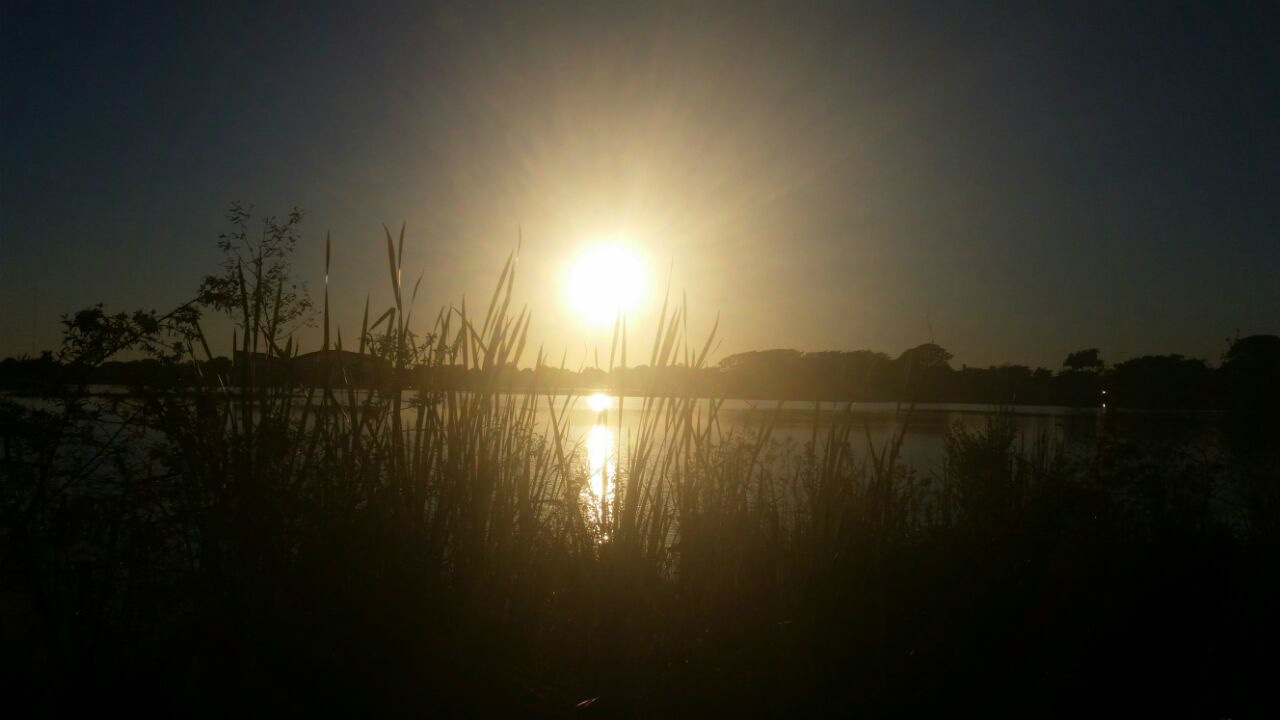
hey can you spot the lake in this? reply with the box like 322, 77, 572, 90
11, 387, 1264, 487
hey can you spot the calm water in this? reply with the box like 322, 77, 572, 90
12, 387, 1261, 489
526, 396, 1074, 509
479, 393, 1253, 489
518, 394, 1280, 523
547, 396, 1087, 473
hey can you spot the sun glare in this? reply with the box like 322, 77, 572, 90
567, 243, 646, 325
586, 392, 612, 412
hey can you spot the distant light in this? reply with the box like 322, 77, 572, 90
1101, 390, 1108, 395
587, 392, 611, 412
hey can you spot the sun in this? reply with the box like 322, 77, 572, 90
567, 242, 646, 326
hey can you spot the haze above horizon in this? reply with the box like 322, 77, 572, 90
2, 1, 1277, 368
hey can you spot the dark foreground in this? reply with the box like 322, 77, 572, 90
4, 231, 1277, 717
3, 385, 1276, 717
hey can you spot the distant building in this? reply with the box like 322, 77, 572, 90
291, 349, 392, 386
231, 349, 287, 384
232, 348, 393, 387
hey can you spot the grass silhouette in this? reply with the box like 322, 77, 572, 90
1, 218, 1275, 717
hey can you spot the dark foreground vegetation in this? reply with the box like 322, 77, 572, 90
2, 209, 1277, 716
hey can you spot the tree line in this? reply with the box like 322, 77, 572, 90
419, 336, 1277, 411
7, 334, 1276, 412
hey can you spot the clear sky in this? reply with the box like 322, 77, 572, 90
2, 1, 1277, 368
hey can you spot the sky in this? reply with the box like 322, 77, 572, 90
2, 0, 1277, 369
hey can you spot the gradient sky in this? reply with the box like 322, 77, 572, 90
2, 1, 1277, 369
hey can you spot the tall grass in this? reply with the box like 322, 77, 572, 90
1, 228, 1275, 717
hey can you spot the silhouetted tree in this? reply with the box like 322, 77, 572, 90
1063, 348, 1104, 373
1110, 354, 1213, 409
1057, 348, 1106, 406
1222, 334, 1280, 413
897, 343, 954, 372
895, 343, 953, 401
719, 349, 806, 398
197, 203, 313, 350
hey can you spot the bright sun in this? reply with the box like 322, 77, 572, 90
567, 243, 646, 326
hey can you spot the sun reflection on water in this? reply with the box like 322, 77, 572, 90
586, 392, 612, 412
585, 423, 615, 505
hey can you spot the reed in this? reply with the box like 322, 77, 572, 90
1, 220, 1272, 717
